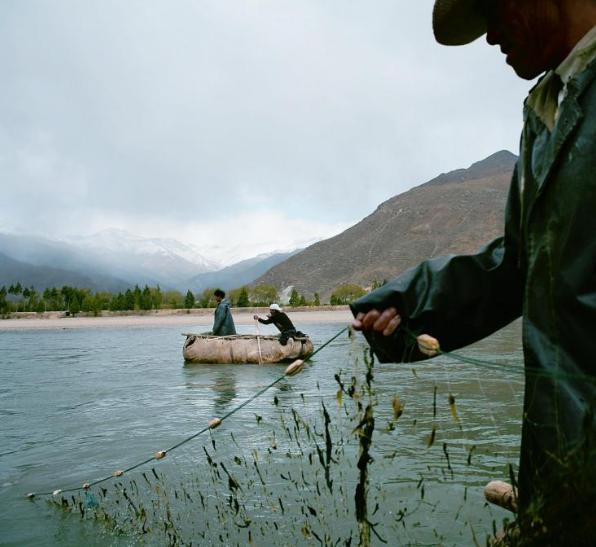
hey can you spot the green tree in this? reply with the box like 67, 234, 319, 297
42, 287, 60, 311
94, 291, 111, 312
0, 286, 9, 314
250, 285, 279, 306
199, 288, 218, 308
8, 282, 22, 296
184, 290, 195, 309
141, 286, 153, 310
81, 294, 95, 313
163, 290, 184, 309
330, 284, 366, 305
152, 285, 163, 309
237, 287, 250, 307
70, 297, 81, 316
228, 287, 243, 307
133, 285, 142, 310
313, 292, 321, 306
289, 288, 300, 307
110, 292, 125, 311
124, 289, 135, 310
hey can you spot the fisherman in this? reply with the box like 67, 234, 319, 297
254, 304, 302, 346
211, 289, 236, 336
352, 0, 596, 541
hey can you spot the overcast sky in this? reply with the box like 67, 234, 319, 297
0, 0, 533, 263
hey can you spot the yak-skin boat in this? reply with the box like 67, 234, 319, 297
182, 333, 314, 364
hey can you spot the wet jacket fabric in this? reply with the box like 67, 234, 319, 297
212, 298, 236, 336
351, 59, 596, 510
258, 312, 296, 333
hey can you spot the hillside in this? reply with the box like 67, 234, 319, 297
188, 250, 300, 293
0, 253, 130, 292
255, 150, 517, 298
0, 231, 217, 290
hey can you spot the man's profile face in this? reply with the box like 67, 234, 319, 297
215, 295, 223, 304
483, 0, 563, 79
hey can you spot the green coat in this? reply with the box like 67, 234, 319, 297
212, 298, 236, 336
351, 59, 596, 511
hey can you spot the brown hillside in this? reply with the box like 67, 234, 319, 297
256, 150, 517, 298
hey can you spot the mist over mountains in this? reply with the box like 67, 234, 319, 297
0, 151, 517, 297
0, 229, 300, 293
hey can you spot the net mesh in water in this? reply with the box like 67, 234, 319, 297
46, 337, 527, 546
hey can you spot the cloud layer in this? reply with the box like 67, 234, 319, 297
0, 0, 532, 261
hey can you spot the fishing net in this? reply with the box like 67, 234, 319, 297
39, 328, 531, 546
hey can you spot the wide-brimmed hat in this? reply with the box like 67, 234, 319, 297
433, 0, 487, 46
269, 303, 282, 312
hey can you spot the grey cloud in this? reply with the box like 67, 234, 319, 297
0, 0, 532, 238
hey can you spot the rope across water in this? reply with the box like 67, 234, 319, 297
400, 325, 596, 384
27, 326, 349, 499
28, 321, 594, 500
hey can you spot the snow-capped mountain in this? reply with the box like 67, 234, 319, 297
0, 229, 221, 290
68, 229, 220, 273
0, 229, 304, 292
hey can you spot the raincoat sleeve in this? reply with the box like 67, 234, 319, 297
350, 165, 524, 363
258, 317, 274, 325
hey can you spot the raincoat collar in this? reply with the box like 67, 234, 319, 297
527, 25, 596, 130
524, 36, 596, 195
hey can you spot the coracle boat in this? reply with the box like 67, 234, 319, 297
182, 333, 314, 364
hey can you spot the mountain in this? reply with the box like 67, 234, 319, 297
188, 250, 301, 293
255, 150, 517, 298
0, 229, 299, 293
0, 252, 130, 292
66, 229, 220, 287
0, 230, 219, 290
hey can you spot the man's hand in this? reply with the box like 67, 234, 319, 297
253, 314, 259, 320
352, 307, 401, 336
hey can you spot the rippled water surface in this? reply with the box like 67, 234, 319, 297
0, 320, 524, 545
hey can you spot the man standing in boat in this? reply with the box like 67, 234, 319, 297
211, 289, 236, 336
352, 0, 596, 542
254, 304, 302, 346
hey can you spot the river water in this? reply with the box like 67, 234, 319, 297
0, 319, 524, 546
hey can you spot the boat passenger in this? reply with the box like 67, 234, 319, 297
211, 289, 236, 336
254, 304, 304, 346
352, 0, 596, 542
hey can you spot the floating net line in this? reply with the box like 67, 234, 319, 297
28, 322, 594, 545
28, 328, 348, 498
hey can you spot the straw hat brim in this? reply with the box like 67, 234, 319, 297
433, 0, 487, 46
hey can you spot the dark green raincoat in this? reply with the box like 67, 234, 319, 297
351, 59, 596, 512
212, 298, 236, 336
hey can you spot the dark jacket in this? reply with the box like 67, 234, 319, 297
258, 311, 296, 333
351, 59, 596, 511
212, 298, 236, 336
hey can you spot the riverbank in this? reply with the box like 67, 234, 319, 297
0, 306, 353, 330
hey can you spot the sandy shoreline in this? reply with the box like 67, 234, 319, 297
0, 308, 353, 331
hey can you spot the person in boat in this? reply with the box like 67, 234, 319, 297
352, 0, 596, 542
211, 289, 236, 336
254, 304, 304, 346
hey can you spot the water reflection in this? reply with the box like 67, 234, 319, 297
210, 370, 237, 413
182, 364, 238, 413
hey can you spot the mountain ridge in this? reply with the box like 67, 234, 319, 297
255, 150, 518, 297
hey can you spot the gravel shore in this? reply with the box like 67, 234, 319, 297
0, 308, 353, 330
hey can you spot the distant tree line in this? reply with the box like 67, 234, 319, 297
0, 283, 167, 316
0, 279, 388, 316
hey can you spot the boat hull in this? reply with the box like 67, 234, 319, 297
182, 334, 314, 364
